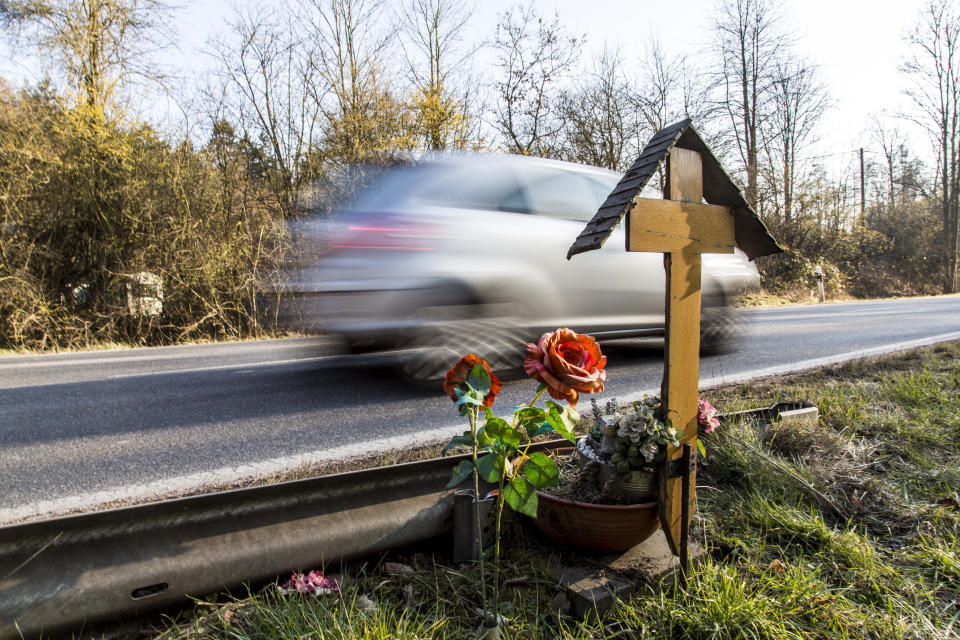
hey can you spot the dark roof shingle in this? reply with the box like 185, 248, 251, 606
567, 119, 781, 261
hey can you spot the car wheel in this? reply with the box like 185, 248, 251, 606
397, 302, 531, 384
700, 295, 743, 355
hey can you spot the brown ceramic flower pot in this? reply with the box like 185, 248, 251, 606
529, 447, 660, 553
530, 492, 660, 553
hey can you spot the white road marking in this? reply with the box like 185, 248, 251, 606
4, 330, 960, 525
0, 337, 337, 369
105, 348, 412, 379
615, 331, 960, 404
108, 355, 347, 378
696, 330, 960, 389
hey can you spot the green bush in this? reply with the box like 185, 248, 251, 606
0, 85, 288, 349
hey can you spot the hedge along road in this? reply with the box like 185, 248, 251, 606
2, 295, 959, 524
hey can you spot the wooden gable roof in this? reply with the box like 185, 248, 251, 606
566, 119, 782, 261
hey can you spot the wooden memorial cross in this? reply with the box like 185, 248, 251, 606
567, 119, 781, 574
628, 147, 733, 570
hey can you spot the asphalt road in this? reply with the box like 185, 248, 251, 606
2, 296, 959, 522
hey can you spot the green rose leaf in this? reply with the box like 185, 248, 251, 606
544, 402, 578, 443
503, 476, 538, 517
484, 415, 521, 449
476, 453, 500, 483
547, 401, 580, 430
515, 406, 543, 424
446, 459, 473, 488
516, 406, 547, 438
527, 423, 554, 439
522, 452, 559, 489
455, 389, 484, 417
477, 425, 494, 448
455, 393, 484, 408
443, 432, 474, 451
466, 362, 491, 394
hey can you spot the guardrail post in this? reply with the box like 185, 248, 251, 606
452, 492, 495, 563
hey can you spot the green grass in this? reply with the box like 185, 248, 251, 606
152, 341, 960, 640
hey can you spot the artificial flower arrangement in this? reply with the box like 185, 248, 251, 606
600, 396, 720, 471
441, 327, 722, 628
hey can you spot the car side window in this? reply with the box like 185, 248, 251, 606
410, 166, 523, 212
585, 175, 624, 230
499, 186, 531, 213
587, 175, 618, 208
522, 171, 607, 221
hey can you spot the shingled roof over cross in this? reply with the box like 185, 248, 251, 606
566, 119, 781, 261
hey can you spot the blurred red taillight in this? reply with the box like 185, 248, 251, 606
331, 214, 437, 252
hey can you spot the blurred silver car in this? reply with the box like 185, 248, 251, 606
280, 154, 759, 379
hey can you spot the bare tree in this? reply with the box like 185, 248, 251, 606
636, 37, 710, 136
398, 0, 478, 150
633, 36, 712, 190
209, 3, 323, 211
902, 0, 960, 293
868, 116, 928, 208
760, 60, 829, 239
557, 48, 642, 171
303, 0, 409, 164
212, 0, 409, 210
0, 0, 174, 111
491, 2, 581, 156
712, 0, 788, 208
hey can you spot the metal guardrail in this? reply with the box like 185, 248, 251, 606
0, 440, 566, 639
0, 403, 816, 638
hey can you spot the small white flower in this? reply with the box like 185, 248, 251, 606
602, 413, 621, 428
641, 442, 659, 461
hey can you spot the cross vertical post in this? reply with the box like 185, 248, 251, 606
658, 147, 703, 562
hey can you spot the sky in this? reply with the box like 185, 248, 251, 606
4, 0, 934, 175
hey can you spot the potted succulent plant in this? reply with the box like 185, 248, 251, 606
530, 395, 674, 553
590, 395, 682, 499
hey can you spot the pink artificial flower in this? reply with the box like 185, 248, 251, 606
280, 570, 340, 596
697, 398, 721, 433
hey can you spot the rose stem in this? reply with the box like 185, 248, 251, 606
470, 405, 488, 620
493, 459, 506, 616
493, 384, 548, 617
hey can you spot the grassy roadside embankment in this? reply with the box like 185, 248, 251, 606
147, 342, 960, 639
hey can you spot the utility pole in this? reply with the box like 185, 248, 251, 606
954, 212, 959, 293
859, 148, 865, 216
